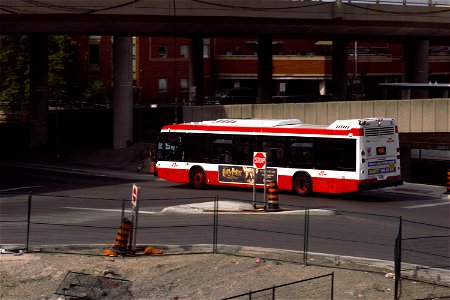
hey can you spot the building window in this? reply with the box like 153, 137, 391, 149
180, 78, 189, 92
203, 39, 210, 58
89, 44, 100, 65
158, 45, 167, 58
148, 38, 152, 59
158, 78, 168, 93
180, 45, 189, 58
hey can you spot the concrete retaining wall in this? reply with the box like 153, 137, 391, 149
183, 99, 450, 133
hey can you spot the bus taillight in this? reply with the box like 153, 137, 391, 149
376, 147, 386, 155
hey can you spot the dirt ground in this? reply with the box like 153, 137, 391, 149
1, 247, 449, 300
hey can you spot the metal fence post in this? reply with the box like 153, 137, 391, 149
446, 169, 450, 195
120, 198, 125, 222
331, 272, 334, 300
213, 195, 219, 254
303, 206, 310, 265
394, 216, 402, 300
26, 192, 32, 252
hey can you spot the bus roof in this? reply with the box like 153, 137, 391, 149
202, 119, 303, 127
161, 118, 397, 137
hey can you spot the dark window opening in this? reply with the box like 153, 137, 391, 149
89, 44, 100, 65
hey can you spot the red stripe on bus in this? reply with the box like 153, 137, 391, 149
162, 124, 363, 137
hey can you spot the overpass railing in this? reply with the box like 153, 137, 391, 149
325, 0, 449, 6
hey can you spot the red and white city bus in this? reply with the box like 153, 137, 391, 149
154, 118, 403, 195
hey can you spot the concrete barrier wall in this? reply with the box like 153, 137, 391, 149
183, 99, 450, 133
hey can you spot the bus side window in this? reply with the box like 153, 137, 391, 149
234, 136, 256, 165
185, 134, 210, 163
260, 137, 286, 167
166, 135, 184, 161
212, 137, 233, 164
315, 138, 356, 171
156, 135, 166, 161
289, 139, 314, 169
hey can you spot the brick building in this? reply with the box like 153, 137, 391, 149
74, 36, 450, 105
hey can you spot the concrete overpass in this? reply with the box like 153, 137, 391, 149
0, 0, 449, 41
1, 0, 449, 150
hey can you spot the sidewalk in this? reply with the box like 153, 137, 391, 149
382, 182, 448, 200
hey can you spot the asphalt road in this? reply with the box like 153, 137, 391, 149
1, 165, 449, 268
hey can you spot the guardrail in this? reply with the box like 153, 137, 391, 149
330, 0, 450, 6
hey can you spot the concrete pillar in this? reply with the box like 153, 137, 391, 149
29, 34, 49, 148
257, 35, 273, 104
403, 39, 429, 99
331, 37, 348, 100
112, 36, 133, 150
190, 37, 204, 105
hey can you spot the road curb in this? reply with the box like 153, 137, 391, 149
160, 201, 336, 215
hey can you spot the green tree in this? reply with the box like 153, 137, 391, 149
0, 35, 82, 105
48, 35, 82, 104
0, 35, 30, 104
83, 80, 104, 99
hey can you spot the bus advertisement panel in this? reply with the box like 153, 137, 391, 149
218, 165, 277, 185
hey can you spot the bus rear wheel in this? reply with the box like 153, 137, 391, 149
293, 173, 312, 196
190, 167, 206, 189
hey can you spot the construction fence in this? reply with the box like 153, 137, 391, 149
1, 192, 449, 299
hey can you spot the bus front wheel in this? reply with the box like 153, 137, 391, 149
190, 167, 206, 189
293, 173, 312, 196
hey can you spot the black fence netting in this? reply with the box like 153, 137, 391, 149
1, 191, 449, 299
23, 193, 127, 252
6, 194, 218, 254
132, 196, 216, 254
215, 197, 307, 263
307, 209, 399, 272
400, 219, 450, 285
222, 273, 334, 300
0, 192, 30, 246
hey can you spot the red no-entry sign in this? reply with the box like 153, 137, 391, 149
253, 152, 267, 169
